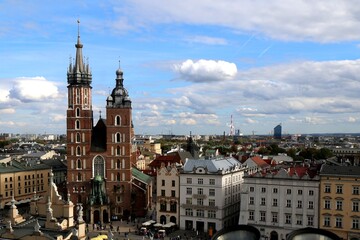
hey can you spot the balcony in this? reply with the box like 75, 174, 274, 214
193, 194, 207, 199
181, 203, 218, 211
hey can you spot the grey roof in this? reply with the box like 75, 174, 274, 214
0, 160, 50, 173
183, 156, 241, 173
320, 164, 360, 177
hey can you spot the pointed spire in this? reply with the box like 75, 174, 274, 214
75, 19, 84, 73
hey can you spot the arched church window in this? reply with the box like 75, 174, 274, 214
117, 173, 120, 181
76, 88, 80, 104
76, 146, 81, 156
115, 116, 121, 126
76, 133, 81, 143
75, 120, 80, 129
116, 133, 121, 143
84, 88, 88, 105
93, 156, 105, 178
117, 159, 121, 169
116, 146, 121, 156
77, 159, 82, 169
76, 108, 80, 117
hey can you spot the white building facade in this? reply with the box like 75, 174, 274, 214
179, 156, 246, 235
239, 167, 320, 240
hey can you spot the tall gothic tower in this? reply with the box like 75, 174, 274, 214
66, 24, 135, 224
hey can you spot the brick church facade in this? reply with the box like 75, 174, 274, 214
66, 27, 137, 224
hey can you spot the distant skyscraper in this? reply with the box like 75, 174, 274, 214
274, 124, 282, 139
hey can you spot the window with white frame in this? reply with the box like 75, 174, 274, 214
197, 188, 203, 195
296, 215, 303, 225
335, 217, 342, 228
285, 214, 291, 224
353, 218, 359, 229
324, 199, 331, 209
261, 198, 266, 205
249, 211, 254, 220
354, 201, 360, 212
286, 200, 291, 208
209, 199, 215, 207
336, 200, 343, 210
186, 188, 192, 195
307, 216, 314, 226
273, 199, 278, 207
260, 212, 266, 222
208, 210, 216, 218
196, 209, 204, 217
336, 185, 343, 194
297, 200, 302, 208
324, 216, 330, 227
308, 201, 314, 209
272, 213, 278, 223
198, 178, 203, 184
325, 185, 331, 193
209, 179, 215, 185
353, 186, 360, 195
185, 208, 193, 216
249, 197, 254, 205
209, 189, 215, 196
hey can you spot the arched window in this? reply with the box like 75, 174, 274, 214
75, 120, 80, 129
93, 156, 105, 178
116, 133, 121, 143
76, 108, 80, 117
76, 133, 81, 143
77, 172, 82, 181
116, 146, 121, 156
117, 159, 121, 169
76, 88, 80, 104
115, 116, 121, 126
76, 146, 81, 156
84, 89, 88, 105
117, 173, 120, 181
77, 159, 82, 169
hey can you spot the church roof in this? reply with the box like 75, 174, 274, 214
132, 167, 152, 184
183, 156, 241, 174
91, 118, 107, 152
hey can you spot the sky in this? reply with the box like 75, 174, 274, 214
2, 1, 360, 136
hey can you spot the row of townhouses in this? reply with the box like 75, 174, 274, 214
156, 155, 360, 240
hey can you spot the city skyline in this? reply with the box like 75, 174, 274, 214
2, 1, 360, 135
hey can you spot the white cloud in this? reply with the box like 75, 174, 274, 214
173, 59, 237, 83
0, 109, 15, 114
348, 116, 357, 123
120, 0, 360, 42
184, 35, 228, 45
9, 77, 59, 102
180, 118, 197, 125
50, 114, 66, 122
